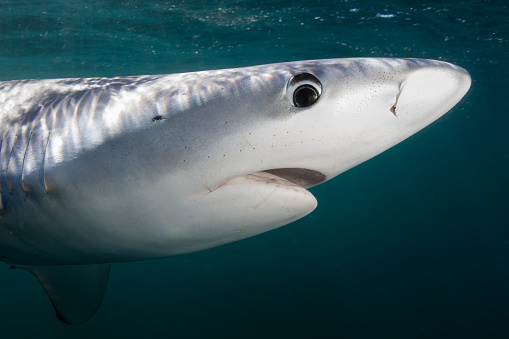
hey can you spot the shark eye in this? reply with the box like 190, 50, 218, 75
287, 73, 322, 107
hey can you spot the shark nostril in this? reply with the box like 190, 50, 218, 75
390, 82, 405, 117
390, 105, 397, 117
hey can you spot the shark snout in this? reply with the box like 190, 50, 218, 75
392, 62, 471, 122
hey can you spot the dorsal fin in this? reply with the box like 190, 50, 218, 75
11, 263, 110, 324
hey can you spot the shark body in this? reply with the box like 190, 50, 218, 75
0, 58, 470, 323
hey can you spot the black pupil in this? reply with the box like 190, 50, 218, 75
293, 85, 318, 107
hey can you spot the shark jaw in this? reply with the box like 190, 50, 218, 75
206, 168, 327, 224
203, 168, 325, 230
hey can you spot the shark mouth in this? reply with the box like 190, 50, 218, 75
246, 168, 326, 189
212, 168, 326, 193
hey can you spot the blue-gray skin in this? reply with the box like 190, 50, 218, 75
0, 58, 471, 324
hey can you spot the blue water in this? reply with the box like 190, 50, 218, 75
1, 0, 508, 338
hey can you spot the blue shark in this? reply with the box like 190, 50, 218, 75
0, 58, 471, 323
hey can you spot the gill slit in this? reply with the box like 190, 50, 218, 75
21, 131, 33, 195
42, 132, 50, 193
5, 134, 19, 194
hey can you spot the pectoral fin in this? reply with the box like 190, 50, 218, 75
11, 263, 110, 324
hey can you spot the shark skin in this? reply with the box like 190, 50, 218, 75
0, 58, 471, 324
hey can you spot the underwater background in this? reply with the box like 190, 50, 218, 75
0, 0, 507, 338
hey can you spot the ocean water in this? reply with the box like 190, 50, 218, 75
0, 0, 508, 338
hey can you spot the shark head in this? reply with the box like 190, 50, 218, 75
158, 58, 471, 255
2, 58, 470, 265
